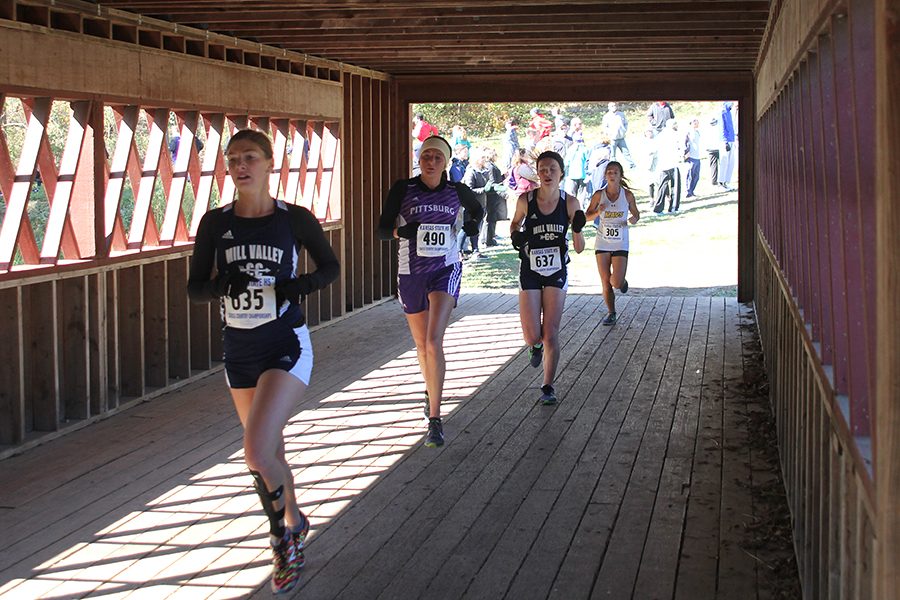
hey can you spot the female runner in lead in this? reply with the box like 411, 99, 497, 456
188, 129, 339, 594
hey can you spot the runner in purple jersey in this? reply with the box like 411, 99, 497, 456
377, 136, 482, 448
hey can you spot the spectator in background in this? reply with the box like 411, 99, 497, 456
169, 133, 204, 163
564, 133, 590, 208
684, 118, 702, 198
551, 117, 573, 158
508, 147, 539, 197
483, 147, 508, 247
602, 102, 636, 168
586, 136, 612, 199
647, 101, 674, 133
652, 119, 683, 213
450, 125, 471, 151
704, 114, 720, 185
717, 102, 737, 190
551, 106, 566, 131
461, 147, 491, 258
569, 117, 585, 143
449, 144, 469, 183
528, 107, 553, 142
644, 129, 659, 199
503, 117, 520, 170
411, 112, 439, 173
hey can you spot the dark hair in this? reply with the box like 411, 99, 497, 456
604, 161, 632, 189
415, 112, 425, 121
536, 150, 565, 176
225, 129, 274, 159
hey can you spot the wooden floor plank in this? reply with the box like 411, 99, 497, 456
674, 297, 724, 600
0, 292, 799, 600
631, 297, 708, 600
302, 294, 605, 599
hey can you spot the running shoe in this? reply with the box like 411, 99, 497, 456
292, 511, 310, 550
424, 417, 444, 447
540, 384, 558, 405
290, 512, 310, 569
602, 312, 617, 326
620, 279, 629, 294
271, 531, 302, 594
529, 344, 543, 368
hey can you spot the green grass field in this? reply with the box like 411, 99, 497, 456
461, 185, 738, 297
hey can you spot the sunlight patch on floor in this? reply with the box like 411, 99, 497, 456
0, 313, 525, 599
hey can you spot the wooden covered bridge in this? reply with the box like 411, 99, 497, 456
0, 1, 897, 598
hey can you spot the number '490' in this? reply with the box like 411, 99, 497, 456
425, 231, 446, 246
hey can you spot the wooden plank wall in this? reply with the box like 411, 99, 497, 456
754, 0, 888, 596
756, 238, 875, 599
343, 73, 397, 310
0, 13, 396, 456
874, 0, 900, 595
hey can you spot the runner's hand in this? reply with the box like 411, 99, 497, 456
571, 210, 586, 233
276, 275, 314, 305
511, 230, 527, 251
396, 222, 420, 239
212, 267, 256, 300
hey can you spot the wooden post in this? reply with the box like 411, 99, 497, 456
875, 0, 900, 595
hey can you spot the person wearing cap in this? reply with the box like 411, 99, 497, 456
377, 135, 483, 448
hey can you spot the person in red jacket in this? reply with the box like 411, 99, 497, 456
411, 112, 440, 175
528, 107, 553, 141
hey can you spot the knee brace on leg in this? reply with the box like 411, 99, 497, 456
250, 469, 286, 539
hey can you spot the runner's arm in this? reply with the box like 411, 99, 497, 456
457, 184, 484, 223
290, 206, 340, 291
567, 193, 586, 254
584, 190, 606, 221
626, 190, 641, 225
186, 210, 222, 303
376, 180, 407, 240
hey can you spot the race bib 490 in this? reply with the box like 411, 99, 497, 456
417, 223, 453, 257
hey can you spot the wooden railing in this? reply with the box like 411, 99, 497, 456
0, 0, 400, 456
0, 94, 345, 452
754, 0, 879, 595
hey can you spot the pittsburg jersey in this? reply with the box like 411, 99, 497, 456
595, 186, 630, 252
523, 190, 570, 276
380, 177, 478, 275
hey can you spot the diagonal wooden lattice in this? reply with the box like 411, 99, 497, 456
0, 93, 342, 272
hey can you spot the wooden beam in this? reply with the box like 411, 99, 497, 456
875, 0, 900, 595
395, 72, 753, 103
126, 3, 769, 24
0, 24, 343, 119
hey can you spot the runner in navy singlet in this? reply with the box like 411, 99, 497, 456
187, 130, 339, 594
377, 136, 482, 448
510, 150, 586, 405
